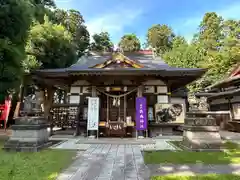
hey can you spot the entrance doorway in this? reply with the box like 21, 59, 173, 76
98, 88, 137, 137
108, 92, 124, 121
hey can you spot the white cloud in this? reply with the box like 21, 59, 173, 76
85, 7, 143, 43
175, 2, 240, 42
54, 0, 73, 9
218, 3, 240, 19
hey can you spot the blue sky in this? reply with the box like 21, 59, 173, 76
55, 0, 240, 45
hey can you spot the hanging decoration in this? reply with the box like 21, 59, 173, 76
96, 86, 139, 107
112, 97, 121, 107
113, 97, 120, 107
96, 86, 138, 99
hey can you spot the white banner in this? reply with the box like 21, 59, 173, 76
87, 97, 99, 130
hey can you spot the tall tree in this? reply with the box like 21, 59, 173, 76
196, 13, 239, 83
0, 0, 34, 102
213, 19, 240, 79
51, 9, 90, 57
118, 34, 141, 52
32, 0, 56, 23
26, 16, 78, 119
163, 37, 208, 92
91, 32, 113, 52
27, 16, 77, 69
161, 12, 239, 92
147, 24, 175, 55
197, 12, 223, 51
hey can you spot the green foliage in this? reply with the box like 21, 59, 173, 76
91, 32, 113, 52
163, 38, 203, 69
118, 34, 141, 52
0, 0, 33, 44
151, 174, 240, 180
147, 24, 175, 55
50, 9, 90, 58
0, 140, 76, 180
31, 0, 56, 23
144, 141, 240, 164
0, 0, 34, 96
27, 16, 78, 69
159, 12, 240, 92
197, 12, 223, 51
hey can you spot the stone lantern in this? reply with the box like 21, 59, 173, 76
4, 91, 50, 152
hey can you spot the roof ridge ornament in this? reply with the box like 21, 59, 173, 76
113, 45, 123, 53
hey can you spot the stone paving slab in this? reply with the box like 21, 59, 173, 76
220, 131, 240, 140
148, 164, 240, 176
51, 138, 177, 151
57, 144, 150, 180
140, 139, 177, 151
76, 138, 156, 145
50, 139, 90, 150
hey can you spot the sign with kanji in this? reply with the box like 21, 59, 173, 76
87, 97, 99, 130
136, 97, 147, 130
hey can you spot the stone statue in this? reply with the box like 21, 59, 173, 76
198, 97, 209, 111
22, 91, 44, 117
35, 91, 44, 112
4, 90, 48, 152
23, 95, 34, 115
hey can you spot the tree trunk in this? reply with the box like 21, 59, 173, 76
13, 84, 24, 118
43, 87, 54, 122
43, 87, 54, 136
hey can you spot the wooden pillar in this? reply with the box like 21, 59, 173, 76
228, 97, 233, 120
92, 86, 97, 97
137, 85, 143, 97
75, 87, 82, 136
124, 95, 126, 121
107, 96, 109, 122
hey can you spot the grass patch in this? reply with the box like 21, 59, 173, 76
144, 141, 240, 164
0, 139, 77, 180
151, 174, 240, 180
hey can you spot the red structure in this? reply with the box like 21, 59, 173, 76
0, 97, 11, 130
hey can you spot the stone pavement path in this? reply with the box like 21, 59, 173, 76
148, 164, 240, 176
50, 138, 90, 151
57, 144, 150, 180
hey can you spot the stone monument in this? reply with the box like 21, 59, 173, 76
4, 92, 50, 152
181, 97, 222, 151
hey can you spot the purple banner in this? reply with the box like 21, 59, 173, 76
136, 97, 147, 130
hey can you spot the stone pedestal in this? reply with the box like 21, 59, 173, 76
150, 127, 173, 137
88, 130, 96, 139
4, 116, 50, 152
181, 111, 222, 151
138, 130, 144, 138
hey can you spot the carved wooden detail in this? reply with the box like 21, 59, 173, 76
106, 121, 126, 137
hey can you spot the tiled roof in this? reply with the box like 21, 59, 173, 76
34, 51, 206, 77
69, 51, 168, 70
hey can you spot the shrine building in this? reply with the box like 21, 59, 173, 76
32, 50, 206, 138
196, 63, 240, 132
